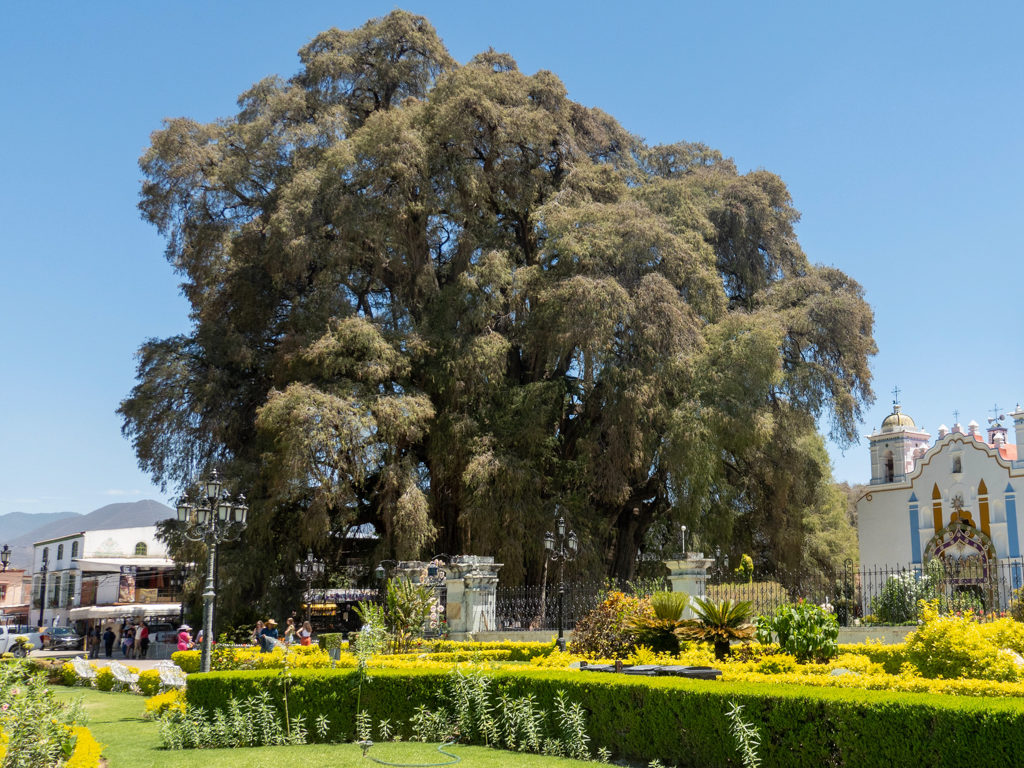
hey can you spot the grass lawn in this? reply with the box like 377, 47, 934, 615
54, 688, 599, 768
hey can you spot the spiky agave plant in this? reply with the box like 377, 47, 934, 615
676, 597, 755, 660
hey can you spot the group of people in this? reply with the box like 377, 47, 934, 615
250, 617, 313, 653
86, 622, 150, 659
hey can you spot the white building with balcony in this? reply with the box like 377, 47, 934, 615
31, 526, 180, 628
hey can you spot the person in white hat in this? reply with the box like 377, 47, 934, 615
177, 624, 193, 651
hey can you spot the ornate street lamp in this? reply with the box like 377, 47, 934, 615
544, 512, 578, 651
374, 560, 398, 582
176, 469, 248, 673
0, 544, 10, 572
295, 550, 325, 622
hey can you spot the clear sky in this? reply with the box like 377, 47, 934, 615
2, 1, 1023, 516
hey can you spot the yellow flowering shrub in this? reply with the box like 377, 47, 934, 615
903, 602, 1022, 681
0, 727, 7, 764
65, 726, 103, 768
144, 689, 186, 718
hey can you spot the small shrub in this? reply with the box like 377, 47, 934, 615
755, 602, 839, 663
570, 591, 652, 659
903, 602, 1022, 681
733, 555, 754, 584
145, 689, 187, 718
95, 667, 115, 692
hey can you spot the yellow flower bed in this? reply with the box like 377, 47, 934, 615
144, 689, 187, 718
65, 726, 103, 768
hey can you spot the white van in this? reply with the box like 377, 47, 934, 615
0, 624, 44, 657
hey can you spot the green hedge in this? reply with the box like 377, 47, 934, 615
185, 667, 1024, 767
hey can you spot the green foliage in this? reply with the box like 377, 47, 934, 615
627, 591, 690, 654
121, 10, 876, 621
318, 634, 347, 653
903, 603, 1024, 682
570, 592, 652, 659
727, 701, 762, 768
756, 602, 839, 663
870, 571, 930, 624
678, 597, 756, 660
183, 665, 1024, 767
158, 690, 307, 749
733, 554, 754, 584
0, 661, 85, 768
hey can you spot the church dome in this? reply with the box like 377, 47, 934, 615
881, 405, 915, 432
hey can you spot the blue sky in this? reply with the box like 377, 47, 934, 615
2, 1, 1022, 516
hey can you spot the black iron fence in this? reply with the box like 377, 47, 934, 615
495, 581, 610, 631
495, 559, 1024, 631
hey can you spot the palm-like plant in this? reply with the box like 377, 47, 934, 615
626, 591, 689, 654
676, 597, 755, 660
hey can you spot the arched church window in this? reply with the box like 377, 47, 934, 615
953, 457, 962, 474
71, 541, 79, 559
884, 451, 894, 483
134, 542, 148, 556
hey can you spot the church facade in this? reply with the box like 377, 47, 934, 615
856, 404, 1024, 609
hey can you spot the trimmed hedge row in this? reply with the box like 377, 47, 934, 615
185, 666, 1024, 767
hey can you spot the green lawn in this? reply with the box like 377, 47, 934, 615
54, 688, 599, 768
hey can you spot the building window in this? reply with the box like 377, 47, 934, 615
41, 547, 48, 567
884, 451, 895, 483
65, 573, 76, 606
71, 541, 79, 559
57, 544, 64, 561
953, 457, 962, 474
0, 584, 7, 601
134, 542, 148, 556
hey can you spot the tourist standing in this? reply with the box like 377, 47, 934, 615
138, 622, 150, 659
102, 626, 115, 658
121, 625, 134, 658
298, 620, 313, 646
177, 624, 192, 652
284, 617, 296, 645
87, 626, 100, 659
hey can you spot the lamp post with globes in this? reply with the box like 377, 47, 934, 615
544, 512, 578, 652
176, 470, 248, 674
0, 545, 10, 572
295, 550, 325, 623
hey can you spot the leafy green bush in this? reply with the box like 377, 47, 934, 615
0, 660, 85, 767
184, 665, 1024, 767
569, 591, 652, 659
871, 571, 928, 624
734, 554, 755, 584
756, 602, 839, 663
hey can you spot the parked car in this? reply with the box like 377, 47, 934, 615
41, 626, 84, 651
0, 624, 43, 657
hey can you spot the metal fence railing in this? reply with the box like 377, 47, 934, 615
494, 559, 1024, 631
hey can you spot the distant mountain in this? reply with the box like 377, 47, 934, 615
0, 511, 80, 542
2, 500, 174, 572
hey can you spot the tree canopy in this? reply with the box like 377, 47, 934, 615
120, 10, 875, 610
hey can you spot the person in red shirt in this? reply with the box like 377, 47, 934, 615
138, 622, 150, 658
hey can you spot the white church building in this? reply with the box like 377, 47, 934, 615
857, 403, 1024, 609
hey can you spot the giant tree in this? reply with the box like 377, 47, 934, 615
121, 11, 874, 620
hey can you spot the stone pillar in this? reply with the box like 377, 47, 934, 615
444, 556, 502, 639
664, 554, 714, 618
